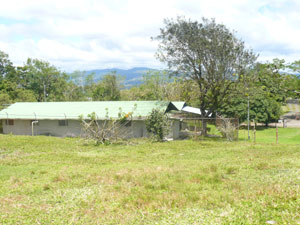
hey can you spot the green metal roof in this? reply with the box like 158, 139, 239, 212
0, 101, 185, 120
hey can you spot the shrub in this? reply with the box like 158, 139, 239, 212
216, 115, 239, 141
145, 109, 169, 142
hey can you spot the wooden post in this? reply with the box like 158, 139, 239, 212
237, 118, 239, 141
276, 123, 278, 144
253, 120, 256, 144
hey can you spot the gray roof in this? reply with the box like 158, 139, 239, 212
0, 101, 185, 120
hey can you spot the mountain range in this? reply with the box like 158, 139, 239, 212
82, 67, 300, 88
84, 67, 158, 87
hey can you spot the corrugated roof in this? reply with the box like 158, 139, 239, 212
0, 101, 184, 120
181, 106, 212, 117
171, 101, 186, 111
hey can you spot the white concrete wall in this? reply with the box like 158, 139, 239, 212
35, 120, 82, 137
1, 119, 148, 138
131, 121, 147, 138
3, 120, 32, 135
1, 119, 180, 139
165, 120, 180, 139
95, 120, 147, 139
171, 120, 180, 139
2, 119, 82, 137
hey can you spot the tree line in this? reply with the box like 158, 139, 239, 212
1, 17, 300, 126
153, 17, 300, 127
0, 53, 124, 107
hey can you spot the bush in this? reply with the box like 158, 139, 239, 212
79, 107, 134, 145
216, 115, 239, 141
145, 109, 169, 142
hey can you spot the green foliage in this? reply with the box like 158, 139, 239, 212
122, 71, 173, 100
220, 93, 282, 125
101, 73, 123, 100
288, 60, 300, 73
89, 73, 123, 101
154, 17, 257, 117
0, 80, 37, 108
12, 89, 36, 102
139, 71, 172, 100
0, 92, 11, 110
0, 50, 128, 103
145, 109, 169, 141
121, 71, 200, 106
19, 58, 68, 101
287, 60, 300, 97
219, 59, 291, 125
63, 82, 86, 101
254, 59, 294, 102
0, 50, 15, 82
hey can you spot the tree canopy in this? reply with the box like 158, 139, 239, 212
154, 17, 257, 117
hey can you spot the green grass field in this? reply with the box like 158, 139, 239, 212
1, 128, 300, 224
239, 127, 300, 144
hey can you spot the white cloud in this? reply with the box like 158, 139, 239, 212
0, 0, 299, 71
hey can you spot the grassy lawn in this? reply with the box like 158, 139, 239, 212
239, 127, 300, 144
1, 129, 300, 224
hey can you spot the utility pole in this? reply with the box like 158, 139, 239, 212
43, 83, 47, 102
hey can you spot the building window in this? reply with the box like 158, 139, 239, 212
5, 119, 14, 126
58, 120, 68, 126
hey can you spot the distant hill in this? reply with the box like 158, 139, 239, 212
85, 67, 158, 87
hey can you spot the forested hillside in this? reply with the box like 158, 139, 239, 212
1, 48, 300, 126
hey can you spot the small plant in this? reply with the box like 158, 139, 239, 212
43, 184, 51, 191
226, 166, 236, 174
216, 115, 239, 141
145, 108, 169, 142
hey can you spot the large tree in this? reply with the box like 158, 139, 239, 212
19, 58, 68, 101
154, 17, 257, 120
0, 51, 16, 82
288, 60, 300, 96
92, 73, 123, 101
220, 59, 300, 125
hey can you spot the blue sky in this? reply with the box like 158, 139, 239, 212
0, 0, 299, 72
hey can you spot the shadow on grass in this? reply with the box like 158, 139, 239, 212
239, 125, 270, 131
185, 135, 229, 142
79, 137, 151, 148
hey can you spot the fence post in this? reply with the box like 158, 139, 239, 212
253, 120, 256, 144
276, 123, 278, 144
237, 118, 239, 141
